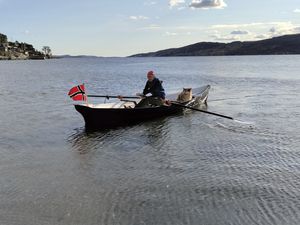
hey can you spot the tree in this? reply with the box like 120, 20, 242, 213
0, 33, 8, 44
42, 46, 52, 58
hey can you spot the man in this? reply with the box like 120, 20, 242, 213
143, 71, 165, 99
136, 71, 166, 107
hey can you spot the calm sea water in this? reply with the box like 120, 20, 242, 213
0, 56, 300, 225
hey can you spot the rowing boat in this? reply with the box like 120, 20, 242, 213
74, 85, 210, 130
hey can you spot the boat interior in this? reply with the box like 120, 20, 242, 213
75, 86, 210, 109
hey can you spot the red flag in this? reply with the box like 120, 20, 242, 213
68, 84, 87, 101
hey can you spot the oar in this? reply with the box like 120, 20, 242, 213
87, 95, 140, 99
171, 102, 234, 120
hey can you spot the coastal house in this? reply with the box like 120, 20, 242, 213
0, 32, 47, 60
20, 43, 35, 54
0, 43, 8, 52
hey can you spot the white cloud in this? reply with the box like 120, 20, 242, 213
211, 34, 239, 41
213, 22, 266, 29
210, 30, 240, 42
254, 34, 271, 39
268, 24, 300, 37
169, 0, 185, 7
164, 31, 178, 36
144, 1, 157, 6
231, 30, 249, 35
252, 24, 300, 40
189, 0, 227, 9
212, 22, 296, 29
293, 9, 300, 13
139, 24, 206, 32
139, 24, 161, 30
209, 21, 300, 42
177, 6, 186, 10
129, 15, 149, 20
163, 31, 192, 36
169, 0, 227, 10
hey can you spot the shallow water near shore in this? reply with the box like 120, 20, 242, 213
0, 56, 300, 225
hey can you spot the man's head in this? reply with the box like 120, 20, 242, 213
147, 71, 155, 81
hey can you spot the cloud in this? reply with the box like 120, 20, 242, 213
209, 21, 300, 43
164, 31, 178, 36
247, 22, 300, 39
139, 24, 161, 30
293, 9, 300, 13
169, 0, 185, 7
231, 30, 249, 35
177, 6, 186, 10
254, 34, 270, 39
268, 25, 300, 37
213, 22, 267, 29
23, 30, 30, 35
144, 1, 157, 6
163, 31, 192, 36
211, 34, 239, 41
189, 0, 227, 9
269, 27, 276, 33
169, 0, 227, 10
129, 15, 149, 20
212, 22, 296, 29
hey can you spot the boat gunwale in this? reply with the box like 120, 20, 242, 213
75, 85, 211, 111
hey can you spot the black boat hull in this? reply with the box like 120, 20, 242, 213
74, 85, 210, 130
75, 104, 184, 129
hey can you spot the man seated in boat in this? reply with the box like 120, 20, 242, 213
135, 70, 166, 107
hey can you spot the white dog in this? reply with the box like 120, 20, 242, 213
177, 88, 193, 102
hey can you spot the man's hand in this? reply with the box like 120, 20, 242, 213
136, 93, 145, 98
164, 99, 171, 106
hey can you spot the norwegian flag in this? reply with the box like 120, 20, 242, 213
68, 84, 87, 101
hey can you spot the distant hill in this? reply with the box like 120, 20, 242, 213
130, 34, 300, 57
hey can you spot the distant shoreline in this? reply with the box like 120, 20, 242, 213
1, 54, 300, 61
59, 54, 300, 59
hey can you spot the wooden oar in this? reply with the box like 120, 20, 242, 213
171, 102, 234, 120
87, 95, 140, 99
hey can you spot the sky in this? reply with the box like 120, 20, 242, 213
0, 0, 299, 56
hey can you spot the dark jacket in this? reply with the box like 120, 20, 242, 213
143, 77, 166, 99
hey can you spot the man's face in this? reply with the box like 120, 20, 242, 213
147, 73, 154, 81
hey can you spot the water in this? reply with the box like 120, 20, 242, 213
0, 56, 300, 225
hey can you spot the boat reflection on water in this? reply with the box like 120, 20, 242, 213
68, 100, 209, 155
68, 127, 110, 154
67, 116, 173, 155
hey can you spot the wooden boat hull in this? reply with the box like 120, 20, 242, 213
75, 104, 183, 129
74, 85, 210, 130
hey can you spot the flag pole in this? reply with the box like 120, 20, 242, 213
84, 83, 89, 106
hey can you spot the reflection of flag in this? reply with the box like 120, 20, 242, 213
68, 84, 87, 101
